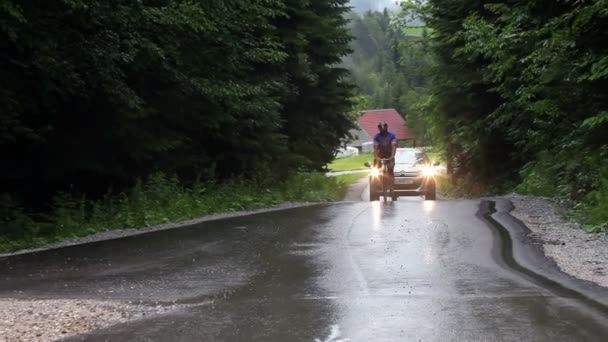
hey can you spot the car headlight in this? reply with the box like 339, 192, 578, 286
423, 167, 436, 177
370, 168, 380, 177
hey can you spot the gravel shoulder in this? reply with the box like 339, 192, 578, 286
2, 193, 606, 341
0, 299, 185, 342
504, 193, 608, 288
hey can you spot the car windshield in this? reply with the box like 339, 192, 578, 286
395, 150, 426, 165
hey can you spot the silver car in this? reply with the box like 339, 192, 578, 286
366, 148, 438, 201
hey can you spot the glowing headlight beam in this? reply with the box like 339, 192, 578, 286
422, 167, 436, 177
370, 168, 380, 177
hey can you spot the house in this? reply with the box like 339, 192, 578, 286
346, 125, 373, 152
346, 108, 414, 153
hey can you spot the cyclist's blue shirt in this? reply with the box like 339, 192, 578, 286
374, 132, 397, 157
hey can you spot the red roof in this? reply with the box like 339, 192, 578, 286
357, 109, 414, 140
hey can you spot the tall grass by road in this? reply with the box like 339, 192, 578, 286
328, 153, 373, 172
0, 172, 350, 253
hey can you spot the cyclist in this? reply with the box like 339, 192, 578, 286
373, 121, 397, 198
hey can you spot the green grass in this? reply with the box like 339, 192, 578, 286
0, 172, 350, 253
328, 153, 373, 172
403, 26, 432, 37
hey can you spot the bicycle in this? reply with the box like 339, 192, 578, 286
366, 158, 395, 201
378, 158, 395, 201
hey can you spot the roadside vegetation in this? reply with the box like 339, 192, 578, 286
402, 26, 431, 37
335, 173, 368, 186
413, 0, 608, 233
0, 0, 356, 251
327, 153, 373, 172
0, 172, 348, 253
345, 2, 607, 233
3, 0, 606, 253
343, 9, 433, 147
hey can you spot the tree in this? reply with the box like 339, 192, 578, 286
411, 0, 608, 225
275, 0, 356, 171
345, 7, 435, 145
0, 0, 355, 209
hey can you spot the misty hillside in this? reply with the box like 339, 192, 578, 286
349, 0, 400, 14
348, 1, 424, 25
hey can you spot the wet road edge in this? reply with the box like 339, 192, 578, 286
0, 202, 321, 259
479, 199, 608, 311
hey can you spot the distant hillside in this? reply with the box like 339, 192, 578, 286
343, 9, 433, 123
349, 0, 400, 14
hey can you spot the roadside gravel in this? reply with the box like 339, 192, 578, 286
505, 194, 608, 288
2, 193, 605, 341
0, 299, 183, 342
0, 201, 314, 341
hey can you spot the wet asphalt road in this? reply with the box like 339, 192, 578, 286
1, 198, 608, 341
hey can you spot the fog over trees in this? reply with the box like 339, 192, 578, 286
349, 0, 400, 13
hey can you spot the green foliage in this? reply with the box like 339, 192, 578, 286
576, 168, 608, 233
328, 153, 373, 171
275, 0, 356, 171
402, 26, 430, 37
281, 173, 347, 202
403, 0, 608, 232
0, 0, 355, 243
0, 171, 348, 252
334, 173, 367, 186
343, 8, 435, 148
344, 9, 432, 112
347, 95, 371, 121
334, 173, 368, 199
515, 155, 558, 198
424, 146, 444, 164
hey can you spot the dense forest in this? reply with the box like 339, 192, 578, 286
0, 0, 358, 248
0, 0, 354, 207
401, 0, 608, 230
1, 0, 606, 245
346, 1, 608, 230
343, 9, 434, 145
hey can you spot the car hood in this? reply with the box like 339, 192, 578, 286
394, 163, 423, 173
